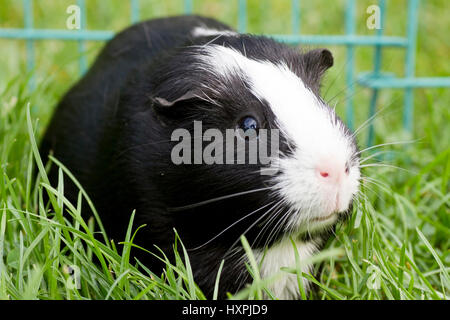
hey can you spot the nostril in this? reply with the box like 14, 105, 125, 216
320, 171, 329, 178
316, 159, 344, 182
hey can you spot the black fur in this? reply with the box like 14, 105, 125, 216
40, 15, 348, 299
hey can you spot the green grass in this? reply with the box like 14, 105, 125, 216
0, 0, 449, 300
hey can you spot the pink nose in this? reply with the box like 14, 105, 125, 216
316, 160, 346, 184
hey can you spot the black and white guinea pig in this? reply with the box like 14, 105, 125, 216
40, 15, 361, 299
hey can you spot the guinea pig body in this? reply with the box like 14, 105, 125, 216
40, 15, 361, 299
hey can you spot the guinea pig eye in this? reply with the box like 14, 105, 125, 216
238, 116, 259, 132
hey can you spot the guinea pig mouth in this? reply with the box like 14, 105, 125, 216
311, 211, 337, 222
311, 210, 339, 222
309, 193, 340, 222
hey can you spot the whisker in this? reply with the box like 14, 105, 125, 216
114, 138, 174, 160
224, 200, 283, 259
356, 139, 419, 155
252, 200, 283, 241
360, 182, 384, 202
358, 150, 393, 164
257, 202, 287, 249
322, 56, 352, 101
362, 177, 392, 194
326, 74, 366, 106
187, 200, 276, 251
268, 206, 294, 249
167, 186, 274, 212
361, 181, 392, 202
351, 101, 400, 139
359, 163, 416, 175
362, 176, 391, 190
325, 55, 397, 106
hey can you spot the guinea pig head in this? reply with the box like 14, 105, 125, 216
148, 40, 361, 247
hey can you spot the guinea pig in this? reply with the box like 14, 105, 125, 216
40, 15, 361, 299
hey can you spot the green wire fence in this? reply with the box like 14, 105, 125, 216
1, 0, 450, 146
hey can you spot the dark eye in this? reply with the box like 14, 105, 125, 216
239, 116, 259, 132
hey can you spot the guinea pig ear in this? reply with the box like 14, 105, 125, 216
301, 48, 334, 89
151, 90, 200, 119
303, 48, 334, 74
153, 91, 199, 108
